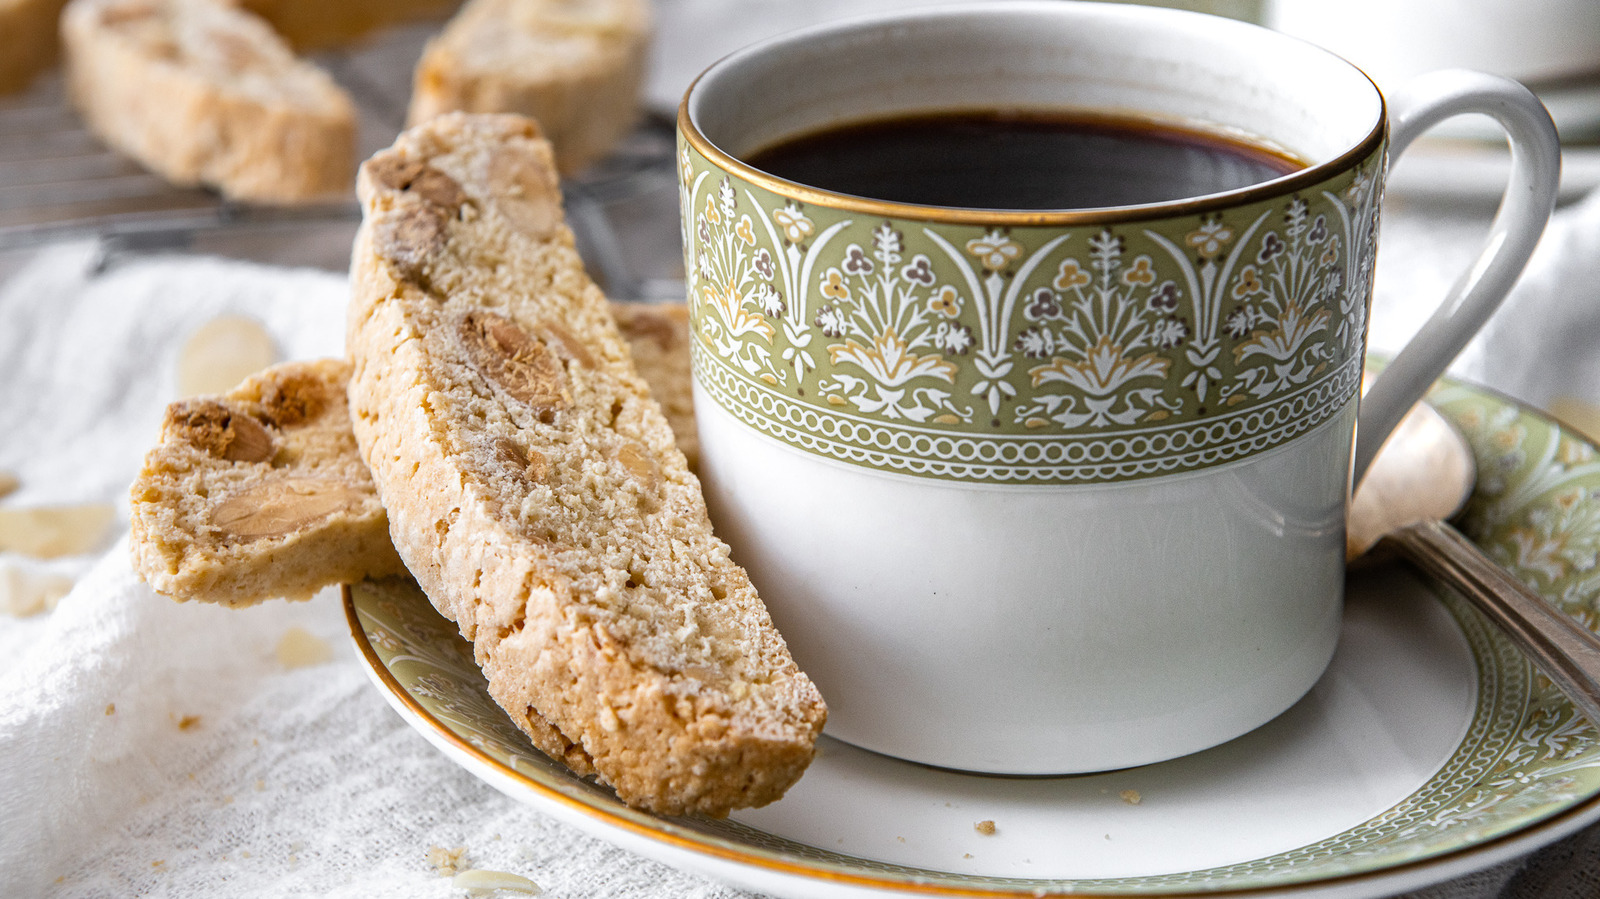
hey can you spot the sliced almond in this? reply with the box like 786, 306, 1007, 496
0, 504, 116, 559
0, 471, 18, 500
0, 565, 75, 616
177, 315, 279, 398
211, 479, 366, 540
452, 869, 540, 895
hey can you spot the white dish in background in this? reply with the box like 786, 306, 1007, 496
345, 378, 1600, 898
1389, 136, 1600, 204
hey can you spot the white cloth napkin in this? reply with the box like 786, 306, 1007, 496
0, 244, 744, 898
3, 145, 1600, 899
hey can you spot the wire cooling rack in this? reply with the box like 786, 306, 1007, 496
0, 21, 686, 300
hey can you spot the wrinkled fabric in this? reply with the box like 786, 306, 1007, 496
0, 245, 744, 898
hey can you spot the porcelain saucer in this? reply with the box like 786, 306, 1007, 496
345, 378, 1600, 898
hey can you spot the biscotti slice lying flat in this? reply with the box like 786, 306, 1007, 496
130, 359, 407, 607
237, 0, 461, 50
0, 0, 71, 94
348, 113, 823, 816
130, 301, 695, 610
63, 0, 357, 203
406, 0, 649, 175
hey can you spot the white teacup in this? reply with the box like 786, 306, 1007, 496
675, 1, 1560, 773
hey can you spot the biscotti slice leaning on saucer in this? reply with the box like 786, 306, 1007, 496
130, 359, 407, 607
406, 0, 650, 175
62, 0, 357, 203
348, 113, 824, 816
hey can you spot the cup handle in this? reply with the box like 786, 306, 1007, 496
1352, 70, 1561, 485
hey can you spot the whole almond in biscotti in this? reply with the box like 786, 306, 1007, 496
406, 0, 650, 175
347, 113, 825, 817
62, 0, 357, 203
130, 358, 407, 606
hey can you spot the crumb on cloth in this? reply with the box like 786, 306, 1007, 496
428, 845, 469, 877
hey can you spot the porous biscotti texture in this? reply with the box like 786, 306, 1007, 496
406, 0, 649, 175
237, 0, 461, 50
347, 113, 823, 816
0, 0, 71, 94
62, 0, 357, 203
130, 359, 407, 607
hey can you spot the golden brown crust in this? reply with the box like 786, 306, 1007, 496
405, 0, 650, 175
0, 0, 71, 94
62, 0, 357, 203
347, 113, 824, 816
129, 359, 408, 606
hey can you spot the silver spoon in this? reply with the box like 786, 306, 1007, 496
1350, 400, 1600, 727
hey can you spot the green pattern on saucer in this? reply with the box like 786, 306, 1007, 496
348, 376, 1600, 893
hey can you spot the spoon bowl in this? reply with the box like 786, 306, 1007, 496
1352, 398, 1600, 727
1349, 401, 1476, 560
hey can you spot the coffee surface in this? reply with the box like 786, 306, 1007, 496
745, 110, 1304, 210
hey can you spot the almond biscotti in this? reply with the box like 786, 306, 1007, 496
406, 0, 650, 175
130, 301, 695, 610
62, 0, 357, 203
130, 359, 407, 607
347, 113, 823, 816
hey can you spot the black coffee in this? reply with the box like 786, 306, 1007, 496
744, 109, 1305, 210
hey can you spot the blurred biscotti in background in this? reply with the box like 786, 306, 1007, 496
24, 0, 651, 199
62, 0, 359, 203
406, 0, 651, 174
234, 0, 461, 50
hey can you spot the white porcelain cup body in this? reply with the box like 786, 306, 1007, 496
678, 1, 1560, 773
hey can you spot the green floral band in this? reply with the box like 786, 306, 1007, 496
678, 138, 1385, 485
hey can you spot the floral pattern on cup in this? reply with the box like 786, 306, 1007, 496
678, 140, 1385, 484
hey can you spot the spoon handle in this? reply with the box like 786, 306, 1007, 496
1383, 519, 1600, 728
